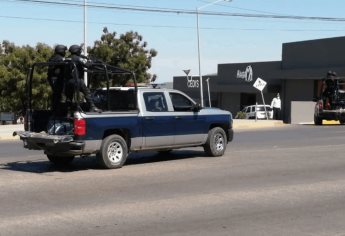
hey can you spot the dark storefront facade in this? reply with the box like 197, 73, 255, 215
173, 36, 345, 123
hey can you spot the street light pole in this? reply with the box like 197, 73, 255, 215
196, 0, 231, 107
83, 0, 88, 85
196, 8, 203, 107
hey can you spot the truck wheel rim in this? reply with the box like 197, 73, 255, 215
107, 141, 123, 164
215, 133, 224, 151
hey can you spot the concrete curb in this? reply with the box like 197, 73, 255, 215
233, 119, 285, 130
0, 124, 24, 141
298, 120, 340, 125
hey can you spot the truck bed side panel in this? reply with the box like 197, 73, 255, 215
79, 112, 142, 153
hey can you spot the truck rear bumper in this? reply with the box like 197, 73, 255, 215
13, 131, 84, 155
318, 110, 345, 120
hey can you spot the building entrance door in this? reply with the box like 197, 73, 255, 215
240, 93, 256, 109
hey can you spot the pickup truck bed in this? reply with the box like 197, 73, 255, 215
314, 89, 345, 125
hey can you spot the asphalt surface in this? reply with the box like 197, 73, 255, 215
1, 124, 345, 235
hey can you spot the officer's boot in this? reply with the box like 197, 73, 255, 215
84, 91, 102, 113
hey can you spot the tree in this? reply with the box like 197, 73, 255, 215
0, 41, 52, 113
89, 27, 157, 85
0, 28, 158, 113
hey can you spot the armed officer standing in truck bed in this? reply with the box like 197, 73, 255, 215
322, 71, 338, 109
66, 45, 101, 112
47, 45, 67, 114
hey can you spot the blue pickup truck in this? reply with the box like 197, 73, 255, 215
15, 61, 233, 169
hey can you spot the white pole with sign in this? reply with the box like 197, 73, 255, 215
253, 77, 269, 120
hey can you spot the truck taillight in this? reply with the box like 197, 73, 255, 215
318, 101, 323, 110
74, 118, 86, 136
325, 102, 331, 110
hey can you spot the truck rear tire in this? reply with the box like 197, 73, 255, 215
204, 127, 227, 157
47, 155, 74, 166
97, 134, 128, 169
314, 115, 322, 126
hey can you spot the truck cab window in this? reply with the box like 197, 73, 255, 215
170, 93, 194, 111
143, 92, 168, 112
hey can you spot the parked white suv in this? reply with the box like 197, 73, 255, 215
240, 105, 273, 119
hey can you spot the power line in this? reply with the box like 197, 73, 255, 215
4, 0, 345, 22
1, 14, 344, 32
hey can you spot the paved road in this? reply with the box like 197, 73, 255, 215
1, 125, 345, 235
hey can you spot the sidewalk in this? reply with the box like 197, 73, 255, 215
233, 119, 285, 130
0, 124, 24, 141
0, 119, 286, 141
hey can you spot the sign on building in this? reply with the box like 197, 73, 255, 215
237, 65, 253, 82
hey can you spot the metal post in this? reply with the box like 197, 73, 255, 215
83, 0, 88, 86
206, 77, 211, 107
196, 8, 204, 107
195, 0, 232, 108
261, 91, 269, 120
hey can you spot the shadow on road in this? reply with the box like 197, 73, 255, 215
127, 150, 206, 165
0, 149, 206, 174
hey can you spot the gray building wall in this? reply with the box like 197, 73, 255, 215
283, 36, 345, 70
218, 93, 241, 115
173, 36, 345, 123
290, 101, 316, 124
216, 61, 282, 89
173, 75, 217, 105
283, 79, 315, 123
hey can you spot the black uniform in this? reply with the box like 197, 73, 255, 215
65, 45, 100, 112
322, 71, 338, 108
47, 45, 67, 113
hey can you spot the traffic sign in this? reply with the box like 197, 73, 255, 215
253, 77, 267, 91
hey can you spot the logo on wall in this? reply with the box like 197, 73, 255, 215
236, 65, 253, 82
187, 77, 199, 88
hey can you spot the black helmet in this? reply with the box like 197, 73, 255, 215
327, 70, 334, 78
54, 44, 67, 56
69, 45, 82, 55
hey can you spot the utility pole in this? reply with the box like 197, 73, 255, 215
83, 0, 88, 85
196, 0, 232, 107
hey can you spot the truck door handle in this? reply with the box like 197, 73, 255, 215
145, 117, 154, 120
175, 116, 182, 119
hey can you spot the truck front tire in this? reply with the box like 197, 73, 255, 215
204, 127, 227, 157
97, 134, 128, 169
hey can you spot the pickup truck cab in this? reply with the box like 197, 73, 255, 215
15, 61, 233, 169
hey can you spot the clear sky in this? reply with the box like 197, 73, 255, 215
1, 0, 345, 82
